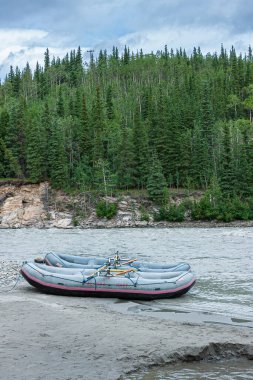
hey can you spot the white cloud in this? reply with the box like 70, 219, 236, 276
118, 25, 253, 55
0, 28, 90, 79
0, 28, 48, 48
0, 28, 47, 77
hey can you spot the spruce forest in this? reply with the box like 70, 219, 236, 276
1, 45, 253, 222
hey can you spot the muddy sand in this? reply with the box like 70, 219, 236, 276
0, 281, 252, 380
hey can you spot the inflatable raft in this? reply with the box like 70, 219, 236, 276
43, 252, 191, 272
21, 262, 196, 300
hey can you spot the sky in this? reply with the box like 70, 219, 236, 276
1, 0, 253, 79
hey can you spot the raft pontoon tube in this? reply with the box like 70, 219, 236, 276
43, 252, 191, 272
21, 262, 196, 300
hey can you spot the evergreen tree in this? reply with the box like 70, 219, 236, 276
41, 102, 51, 178
117, 125, 135, 189
0, 109, 9, 139
79, 95, 92, 161
44, 48, 50, 71
57, 87, 65, 117
147, 155, 167, 204
5, 99, 27, 175
152, 88, 170, 178
0, 138, 22, 178
190, 124, 209, 188
106, 85, 114, 120
48, 122, 68, 188
235, 126, 253, 197
26, 115, 45, 181
220, 122, 236, 197
132, 108, 150, 188
91, 86, 105, 165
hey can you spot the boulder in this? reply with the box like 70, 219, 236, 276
53, 218, 72, 228
0, 184, 47, 227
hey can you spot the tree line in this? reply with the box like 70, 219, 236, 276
0, 45, 253, 210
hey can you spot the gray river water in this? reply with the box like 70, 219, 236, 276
0, 227, 252, 379
126, 359, 253, 380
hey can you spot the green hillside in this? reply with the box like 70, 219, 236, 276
1, 45, 253, 221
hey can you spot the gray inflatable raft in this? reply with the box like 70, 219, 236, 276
44, 252, 191, 272
21, 262, 196, 300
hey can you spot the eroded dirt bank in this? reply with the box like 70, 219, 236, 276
0, 284, 252, 380
1, 181, 253, 229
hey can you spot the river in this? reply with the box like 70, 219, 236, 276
0, 227, 252, 379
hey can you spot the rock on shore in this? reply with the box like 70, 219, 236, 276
0, 183, 47, 228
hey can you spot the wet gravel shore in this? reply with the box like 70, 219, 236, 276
0, 286, 252, 380
0, 260, 21, 287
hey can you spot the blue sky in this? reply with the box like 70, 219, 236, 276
1, 0, 253, 79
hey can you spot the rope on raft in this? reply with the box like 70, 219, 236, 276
0, 271, 23, 293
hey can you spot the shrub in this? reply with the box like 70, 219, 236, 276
167, 204, 185, 222
191, 198, 220, 220
72, 217, 79, 227
216, 202, 234, 222
140, 206, 150, 222
96, 201, 117, 219
153, 204, 185, 222
247, 197, 253, 219
191, 194, 251, 222
230, 197, 250, 220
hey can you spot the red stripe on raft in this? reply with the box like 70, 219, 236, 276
21, 268, 195, 295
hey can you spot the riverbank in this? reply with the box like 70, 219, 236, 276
1, 182, 253, 229
0, 279, 252, 380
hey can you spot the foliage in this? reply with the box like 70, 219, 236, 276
154, 203, 185, 222
191, 181, 252, 222
96, 200, 117, 219
140, 205, 150, 221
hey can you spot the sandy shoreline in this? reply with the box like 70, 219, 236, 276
0, 275, 252, 380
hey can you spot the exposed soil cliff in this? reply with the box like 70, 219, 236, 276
1, 182, 253, 228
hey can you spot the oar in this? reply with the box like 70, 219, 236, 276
120, 259, 137, 266
109, 268, 137, 272
114, 268, 136, 276
86, 265, 108, 281
111, 258, 137, 267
